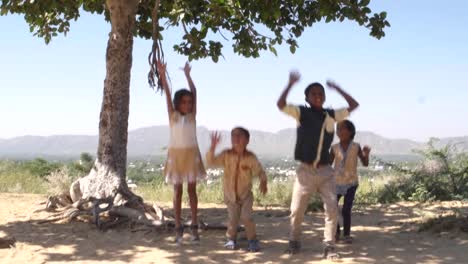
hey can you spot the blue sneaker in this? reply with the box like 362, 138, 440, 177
247, 239, 260, 252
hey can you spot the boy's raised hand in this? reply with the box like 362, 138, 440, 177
288, 71, 301, 86
327, 79, 360, 112
259, 180, 268, 195
363, 146, 371, 157
326, 80, 340, 90
210, 131, 221, 150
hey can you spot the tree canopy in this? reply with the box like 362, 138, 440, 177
1, 0, 389, 62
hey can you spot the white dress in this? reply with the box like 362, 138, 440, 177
164, 111, 205, 184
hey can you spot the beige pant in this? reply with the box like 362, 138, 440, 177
289, 164, 338, 246
225, 192, 256, 240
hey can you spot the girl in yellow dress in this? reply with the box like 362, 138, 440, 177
157, 61, 206, 245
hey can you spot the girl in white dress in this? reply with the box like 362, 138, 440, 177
157, 62, 206, 245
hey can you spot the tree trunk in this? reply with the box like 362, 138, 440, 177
71, 0, 140, 203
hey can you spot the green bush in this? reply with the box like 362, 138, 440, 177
0, 160, 47, 193
375, 140, 468, 203
22, 158, 60, 178
68, 152, 95, 177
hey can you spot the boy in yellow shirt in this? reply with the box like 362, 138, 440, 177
206, 127, 268, 252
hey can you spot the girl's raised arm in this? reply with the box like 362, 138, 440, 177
182, 62, 197, 115
157, 61, 174, 120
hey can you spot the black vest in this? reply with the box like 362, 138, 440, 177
294, 106, 335, 164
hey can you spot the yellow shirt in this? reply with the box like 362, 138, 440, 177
206, 149, 267, 203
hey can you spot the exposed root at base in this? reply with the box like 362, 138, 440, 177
38, 193, 231, 232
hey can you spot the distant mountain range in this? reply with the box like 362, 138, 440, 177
0, 126, 466, 160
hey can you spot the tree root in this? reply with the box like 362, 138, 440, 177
38, 191, 165, 229
38, 191, 232, 232
0, 237, 16, 249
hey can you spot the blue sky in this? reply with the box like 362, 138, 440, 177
1, 0, 467, 141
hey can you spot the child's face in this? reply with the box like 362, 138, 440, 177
337, 122, 351, 142
178, 95, 193, 114
231, 129, 249, 153
306, 86, 325, 109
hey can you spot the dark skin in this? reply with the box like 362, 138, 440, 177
276, 71, 359, 113
329, 122, 371, 166
157, 61, 199, 230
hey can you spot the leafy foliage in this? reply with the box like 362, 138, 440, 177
126, 161, 163, 183
69, 152, 94, 176
376, 140, 468, 203
2, 0, 390, 61
22, 158, 60, 178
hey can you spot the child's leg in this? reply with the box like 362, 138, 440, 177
187, 182, 198, 225
226, 202, 241, 242
317, 169, 338, 247
240, 194, 256, 241
336, 194, 343, 238
342, 185, 358, 237
289, 178, 312, 242
173, 184, 183, 229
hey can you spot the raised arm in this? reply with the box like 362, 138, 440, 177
157, 61, 174, 119
277, 71, 301, 110
181, 62, 197, 115
326, 80, 359, 113
206, 131, 224, 167
358, 145, 371, 167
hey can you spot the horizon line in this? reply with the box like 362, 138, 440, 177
1, 125, 466, 143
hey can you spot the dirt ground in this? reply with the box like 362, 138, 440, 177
1, 193, 467, 264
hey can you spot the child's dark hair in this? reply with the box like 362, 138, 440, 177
304, 82, 325, 97
173, 89, 193, 111
340, 120, 356, 140
232, 126, 250, 140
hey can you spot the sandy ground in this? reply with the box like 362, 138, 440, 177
0, 193, 467, 264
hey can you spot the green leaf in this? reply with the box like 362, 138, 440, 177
2, 0, 389, 61
289, 45, 296, 54
360, 0, 370, 7
269, 45, 278, 56
380, 11, 387, 19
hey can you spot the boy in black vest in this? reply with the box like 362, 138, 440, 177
277, 71, 359, 259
